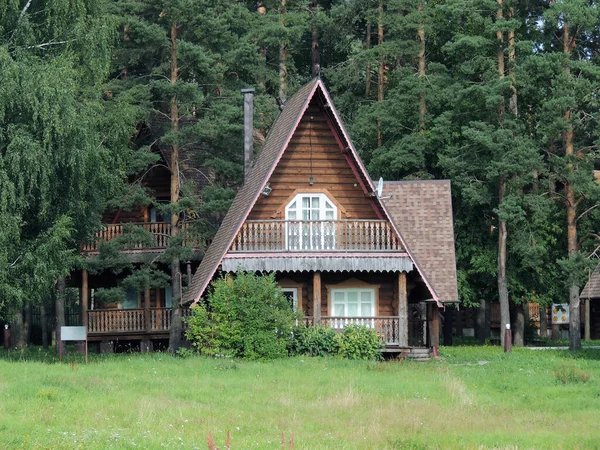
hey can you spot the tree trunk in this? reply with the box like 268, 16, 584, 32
365, 21, 371, 96
279, 0, 288, 103
563, 19, 581, 351
376, 0, 384, 147
454, 306, 463, 338
495, 0, 511, 349
257, 3, 267, 89
513, 303, 525, 346
311, 0, 320, 78
417, 2, 426, 132
168, 21, 182, 352
23, 301, 31, 346
498, 178, 510, 348
56, 276, 66, 354
40, 302, 48, 349
476, 299, 489, 344
507, 7, 518, 117
540, 305, 548, 339
12, 309, 23, 349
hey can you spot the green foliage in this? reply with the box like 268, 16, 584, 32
186, 272, 296, 360
337, 324, 382, 361
292, 324, 382, 361
291, 325, 340, 357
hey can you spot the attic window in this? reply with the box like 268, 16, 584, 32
285, 193, 337, 221
284, 193, 338, 250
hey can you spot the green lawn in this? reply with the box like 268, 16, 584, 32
1, 346, 600, 449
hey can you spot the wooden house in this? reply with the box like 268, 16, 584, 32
184, 79, 459, 354
580, 264, 600, 339
75, 123, 207, 351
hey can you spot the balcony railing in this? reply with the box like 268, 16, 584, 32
304, 316, 401, 346
231, 220, 402, 252
87, 307, 191, 334
82, 222, 198, 252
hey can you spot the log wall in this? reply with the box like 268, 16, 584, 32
249, 102, 379, 221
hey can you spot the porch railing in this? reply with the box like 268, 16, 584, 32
87, 307, 191, 334
304, 316, 400, 346
231, 220, 402, 252
82, 222, 199, 252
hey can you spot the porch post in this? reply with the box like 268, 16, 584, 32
428, 302, 440, 356
81, 269, 88, 327
313, 271, 321, 325
585, 296, 591, 341
141, 288, 153, 353
144, 289, 151, 332
398, 272, 408, 347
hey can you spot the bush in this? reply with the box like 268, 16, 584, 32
338, 324, 382, 360
553, 362, 591, 384
185, 272, 296, 360
292, 324, 382, 360
292, 325, 340, 357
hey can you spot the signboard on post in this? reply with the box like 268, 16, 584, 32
60, 326, 88, 364
552, 304, 569, 324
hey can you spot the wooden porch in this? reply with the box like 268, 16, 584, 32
302, 316, 404, 348
231, 220, 402, 252
85, 307, 191, 340
81, 222, 199, 253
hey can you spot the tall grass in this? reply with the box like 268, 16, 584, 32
0, 346, 599, 448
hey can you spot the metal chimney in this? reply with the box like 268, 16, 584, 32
241, 88, 255, 184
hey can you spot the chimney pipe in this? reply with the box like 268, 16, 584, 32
241, 88, 255, 184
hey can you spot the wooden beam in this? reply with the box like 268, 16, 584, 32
81, 270, 89, 327
313, 271, 321, 325
585, 297, 591, 341
428, 303, 440, 355
144, 289, 151, 332
398, 272, 408, 347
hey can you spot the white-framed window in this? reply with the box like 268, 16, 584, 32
330, 288, 375, 328
285, 193, 337, 250
281, 287, 298, 311
331, 288, 375, 317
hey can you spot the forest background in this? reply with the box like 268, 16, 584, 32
1, 0, 600, 350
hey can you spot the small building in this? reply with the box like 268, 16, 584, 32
184, 78, 459, 354
580, 263, 600, 339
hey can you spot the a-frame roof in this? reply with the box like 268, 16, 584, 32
184, 79, 444, 306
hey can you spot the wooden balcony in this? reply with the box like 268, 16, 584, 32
82, 222, 198, 252
86, 307, 191, 337
305, 316, 402, 347
231, 220, 402, 253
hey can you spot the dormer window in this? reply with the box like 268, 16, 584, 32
285, 193, 337, 222
285, 193, 338, 250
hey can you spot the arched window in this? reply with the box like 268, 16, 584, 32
285, 193, 337, 250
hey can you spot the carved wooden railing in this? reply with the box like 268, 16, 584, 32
82, 222, 199, 252
231, 220, 402, 252
304, 316, 400, 346
87, 307, 192, 334
88, 309, 145, 333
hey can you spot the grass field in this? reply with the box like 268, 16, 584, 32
1, 346, 600, 449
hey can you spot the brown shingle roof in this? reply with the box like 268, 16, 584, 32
184, 79, 320, 303
581, 262, 600, 299
382, 180, 459, 302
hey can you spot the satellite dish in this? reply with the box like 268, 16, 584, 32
377, 177, 384, 198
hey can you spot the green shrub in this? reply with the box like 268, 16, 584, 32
185, 272, 296, 360
292, 324, 382, 360
292, 325, 341, 357
553, 362, 591, 384
338, 324, 382, 360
